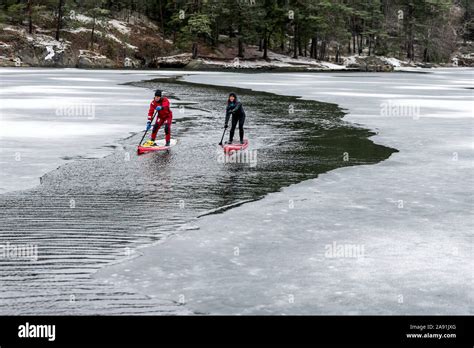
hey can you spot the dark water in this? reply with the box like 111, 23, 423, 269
0, 77, 396, 314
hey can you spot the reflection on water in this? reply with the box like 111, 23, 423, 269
0, 77, 396, 314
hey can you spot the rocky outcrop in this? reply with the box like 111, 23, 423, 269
76, 50, 115, 68
454, 54, 474, 66
0, 41, 18, 66
152, 53, 193, 68
344, 55, 395, 72
1, 28, 76, 67
452, 41, 474, 67
0, 14, 175, 69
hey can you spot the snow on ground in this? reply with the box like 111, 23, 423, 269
95, 68, 474, 314
318, 61, 348, 70
63, 27, 137, 50
267, 51, 328, 66
78, 49, 108, 59
197, 50, 354, 70
342, 55, 358, 66
104, 33, 137, 50
125, 43, 138, 50
108, 19, 131, 35
3, 26, 24, 33
4, 29, 68, 61
105, 33, 123, 44
201, 54, 349, 70
64, 27, 90, 34
382, 57, 403, 67
75, 14, 93, 23
44, 46, 55, 60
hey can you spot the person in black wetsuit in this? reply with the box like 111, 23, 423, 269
224, 92, 246, 144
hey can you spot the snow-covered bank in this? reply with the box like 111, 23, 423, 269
0, 14, 166, 68
95, 68, 474, 314
0, 22, 429, 71
175, 53, 403, 72
0, 68, 211, 194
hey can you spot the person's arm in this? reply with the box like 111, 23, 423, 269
229, 101, 242, 114
147, 101, 155, 120
225, 111, 231, 127
160, 98, 171, 113
225, 104, 234, 126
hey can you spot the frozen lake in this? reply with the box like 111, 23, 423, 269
97, 68, 474, 314
0, 67, 472, 314
1, 68, 391, 314
0, 68, 207, 194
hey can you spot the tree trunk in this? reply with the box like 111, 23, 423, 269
352, 33, 356, 54
310, 37, 315, 58
27, 0, 33, 34
297, 27, 303, 56
158, 0, 165, 35
55, 0, 65, 41
319, 41, 326, 61
192, 42, 198, 59
237, 22, 244, 57
314, 36, 318, 59
293, 23, 297, 59
263, 29, 268, 60
238, 38, 244, 58
213, 21, 219, 47
90, 16, 96, 49
406, 3, 415, 60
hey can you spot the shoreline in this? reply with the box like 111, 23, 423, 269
1, 64, 457, 73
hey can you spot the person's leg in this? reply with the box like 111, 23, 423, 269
238, 113, 245, 143
229, 113, 238, 143
151, 118, 164, 141
164, 116, 171, 145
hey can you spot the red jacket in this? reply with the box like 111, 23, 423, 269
148, 97, 173, 121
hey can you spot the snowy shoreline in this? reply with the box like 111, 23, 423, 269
94, 68, 474, 315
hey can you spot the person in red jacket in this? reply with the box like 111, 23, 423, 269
143, 89, 173, 146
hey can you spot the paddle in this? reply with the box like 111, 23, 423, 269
219, 112, 232, 145
138, 110, 157, 146
218, 127, 227, 146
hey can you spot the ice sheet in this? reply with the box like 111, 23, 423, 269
0, 68, 210, 193
94, 68, 474, 314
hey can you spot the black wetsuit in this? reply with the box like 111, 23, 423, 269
225, 93, 246, 143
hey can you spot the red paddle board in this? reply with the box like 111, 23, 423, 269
222, 139, 249, 153
137, 139, 177, 155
